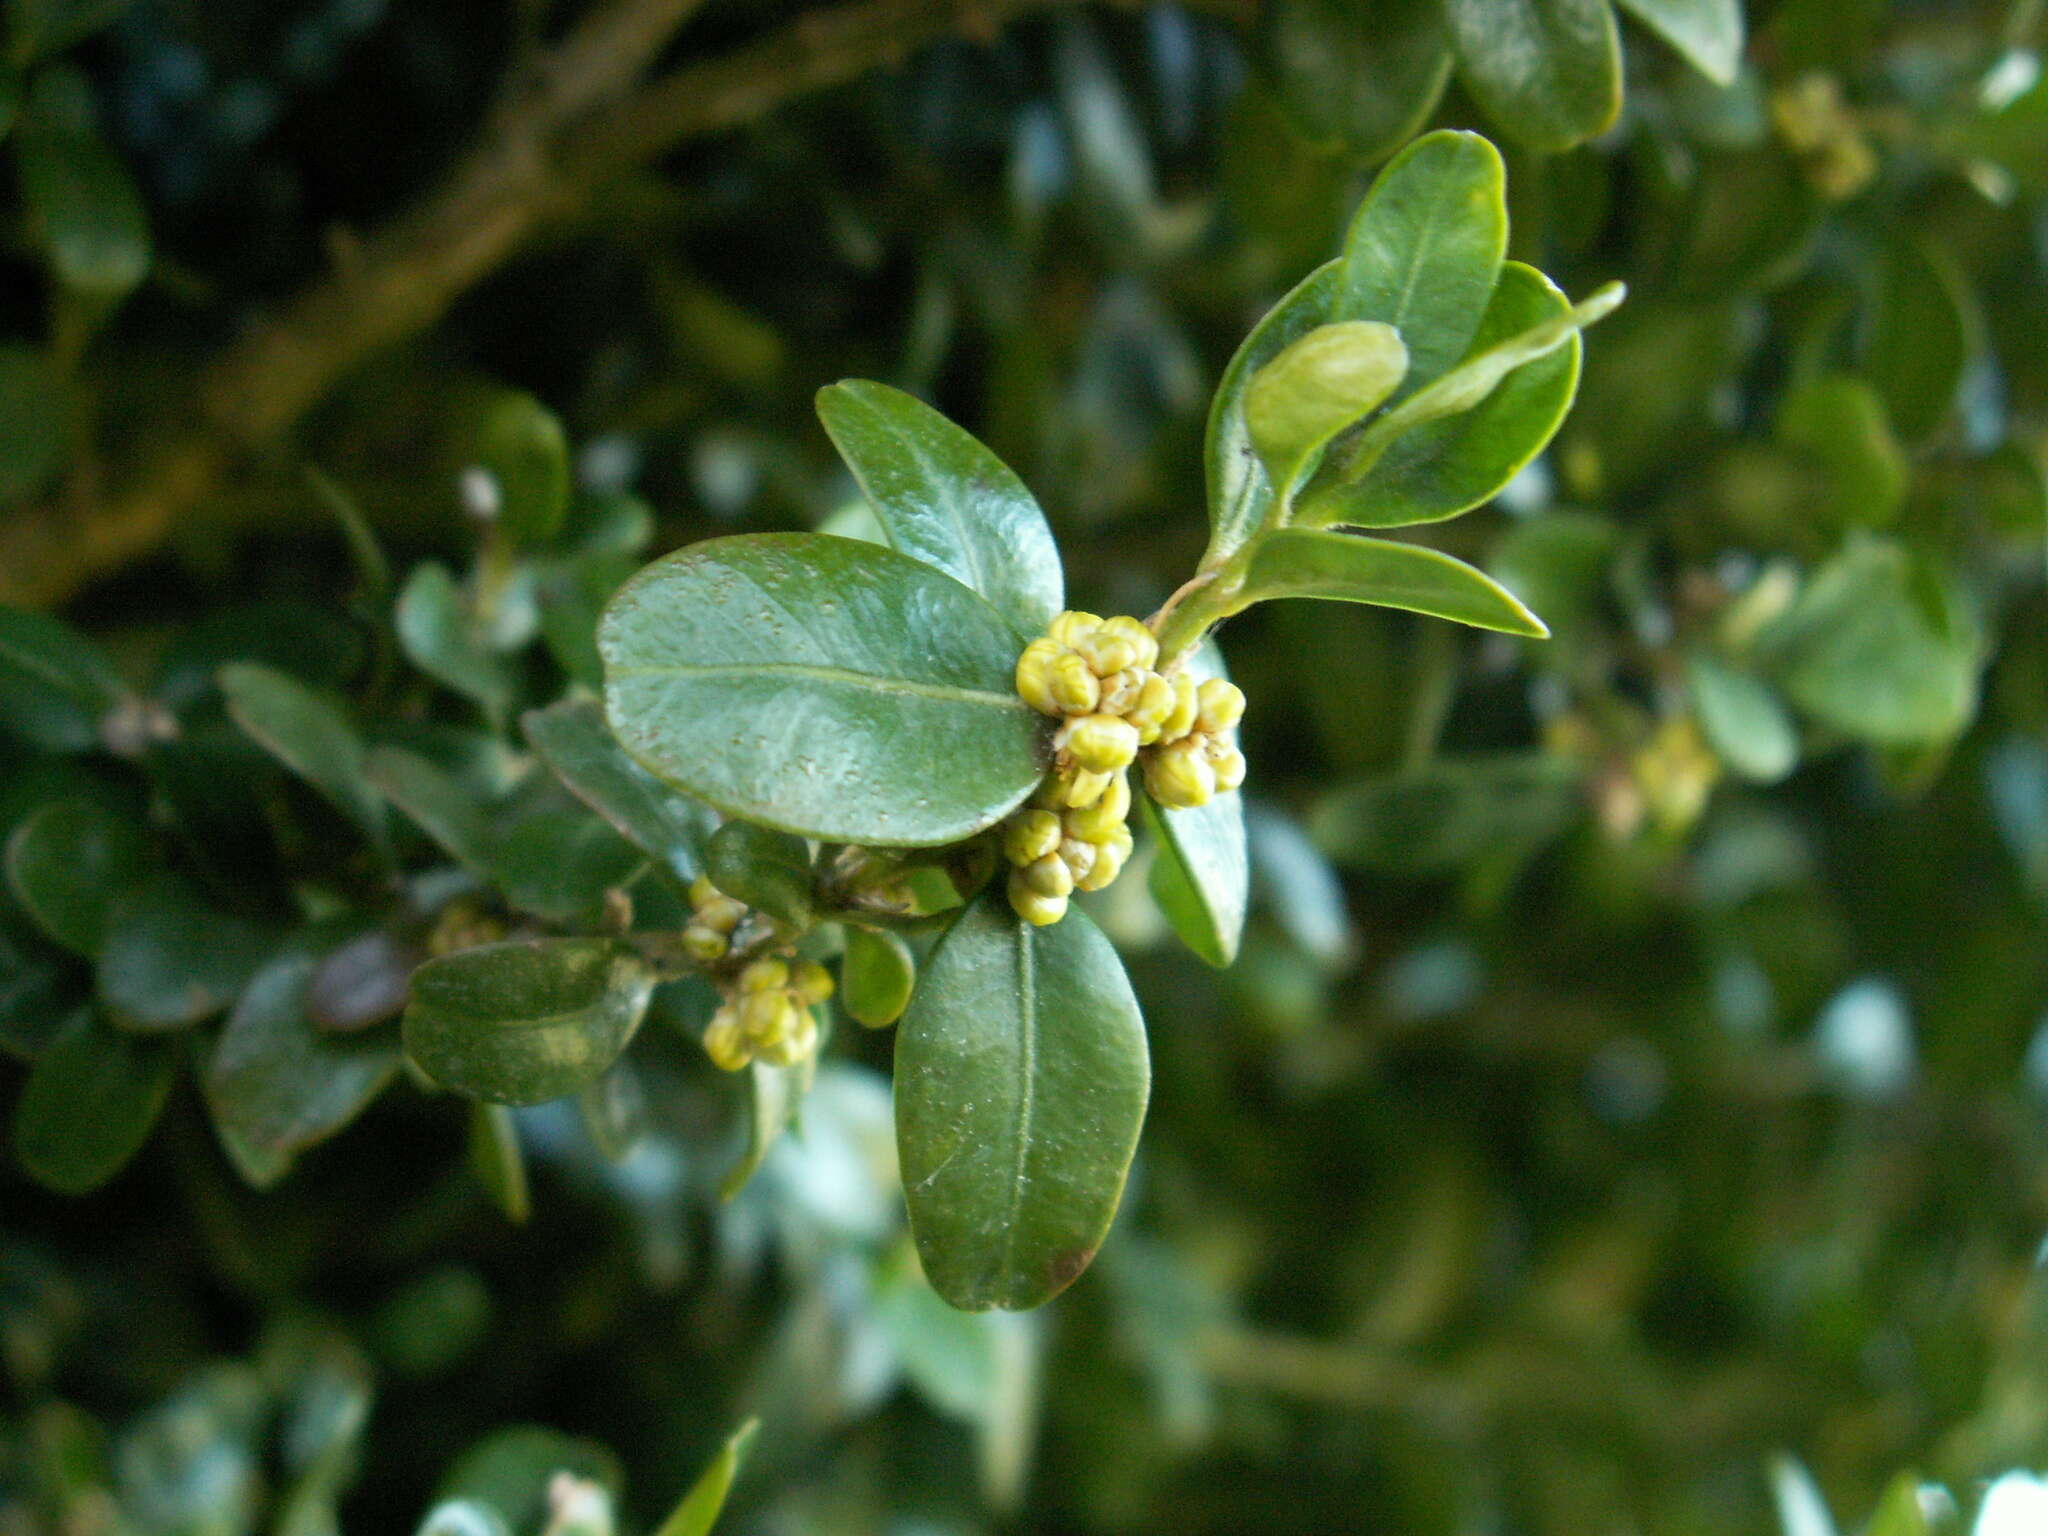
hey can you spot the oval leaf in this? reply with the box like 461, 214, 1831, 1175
1445, 0, 1623, 151
1615, 0, 1742, 85
705, 820, 815, 928
97, 876, 275, 1032
0, 605, 124, 752
1687, 652, 1798, 784
600, 534, 1047, 846
15, 67, 149, 298
817, 380, 1064, 637
1238, 529, 1549, 637
523, 699, 716, 886
14, 1008, 174, 1194
472, 390, 571, 546
896, 893, 1150, 1311
1259, 0, 1452, 163
1243, 321, 1408, 496
221, 662, 388, 849
4, 797, 149, 956
405, 938, 654, 1105
842, 926, 916, 1027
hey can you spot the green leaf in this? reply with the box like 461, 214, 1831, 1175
4, 797, 147, 956
468, 1104, 530, 1223
1298, 263, 1582, 528
0, 345, 73, 505
1615, 0, 1743, 84
1687, 653, 1798, 784
1863, 239, 1971, 443
1237, 529, 1548, 637
705, 820, 814, 929
841, 926, 915, 1027
1776, 373, 1907, 526
817, 380, 1064, 638
1140, 645, 1247, 968
1244, 321, 1407, 496
1313, 754, 1584, 873
404, 938, 654, 1105
220, 662, 389, 849
14, 66, 149, 298
491, 809, 645, 926
470, 390, 571, 545
1203, 261, 1342, 565
0, 604, 124, 751
364, 746, 495, 877
1863, 1474, 1930, 1536
1246, 803, 1354, 969
437, 1427, 619, 1532
13, 1008, 174, 1193
719, 1056, 808, 1201
600, 533, 1046, 846
97, 876, 274, 1031
396, 564, 516, 724
1445, 0, 1623, 151
523, 699, 716, 887
204, 942, 401, 1189
577, 1059, 646, 1162
1336, 129, 1508, 389
896, 893, 1150, 1311
653, 1419, 759, 1536
1258, 0, 1452, 164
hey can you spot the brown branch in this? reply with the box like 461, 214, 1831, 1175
0, 0, 1149, 608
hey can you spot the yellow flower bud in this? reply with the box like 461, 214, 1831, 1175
1058, 837, 1098, 885
756, 1014, 811, 1068
681, 924, 729, 964
741, 989, 793, 1044
1004, 808, 1063, 866
1124, 672, 1175, 743
738, 957, 789, 994
1196, 678, 1246, 736
1064, 713, 1140, 773
1008, 871, 1069, 926
1146, 738, 1216, 808
1015, 638, 1063, 715
1097, 667, 1146, 715
697, 895, 747, 935
1076, 627, 1141, 678
1098, 615, 1159, 671
1208, 743, 1247, 794
1074, 825, 1133, 891
703, 1009, 750, 1071
792, 960, 834, 1006
1048, 651, 1102, 714
1065, 771, 1130, 840
688, 875, 721, 909
1048, 610, 1103, 647
1020, 852, 1075, 898
1160, 672, 1199, 742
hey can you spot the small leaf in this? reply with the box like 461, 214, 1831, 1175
1259, 0, 1452, 163
0, 604, 124, 751
220, 662, 388, 849
523, 699, 715, 887
896, 893, 1150, 1311
1863, 238, 1971, 443
577, 1059, 646, 1162
719, 1056, 808, 1201
470, 390, 571, 545
1313, 754, 1584, 873
841, 926, 915, 1027
653, 1419, 759, 1536
1299, 263, 1583, 529
1336, 129, 1508, 388
14, 67, 149, 298
97, 876, 274, 1031
817, 380, 1064, 638
364, 746, 494, 877
1615, 0, 1743, 84
1776, 373, 1907, 526
13, 1008, 174, 1193
404, 938, 654, 1105
468, 1104, 529, 1223
600, 534, 1047, 846
490, 809, 645, 926
704, 820, 814, 929
1238, 529, 1549, 637
1445, 0, 1623, 151
4, 797, 148, 955
0, 345, 74, 505
1141, 645, 1247, 968
1243, 321, 1408, 496
396, 564, 516, 723
1687, 653, 1797, 784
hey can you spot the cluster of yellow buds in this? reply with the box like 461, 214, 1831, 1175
1001, 771, 1136, 925
1142, 672, 1246, 810
701, 954, 835, 1071
681, 875, 751, 963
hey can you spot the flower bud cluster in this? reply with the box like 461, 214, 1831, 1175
702, 954, 835, 1072
1141, 673, 1247, 810
681, 875, 750, 963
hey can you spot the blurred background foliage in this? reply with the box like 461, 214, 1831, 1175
6, 0, 2048, 1531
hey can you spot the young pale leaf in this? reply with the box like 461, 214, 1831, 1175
14, 68, 149, 298
523, 699, 715, 886
841, 926, 915, 1027
1687, 653, 1797, 784
1258, 0, 1452, 163
1243, 321, 1407, 497
4, 798, 148, 955
1313, 754, 1585, 873
97, 876, 274, 1031
1332, 281, 1625, 489
653, 1419, 759, 1536
817, 380, 1064, 638
1445, 0, 1623, 151
405, 938, 654, 1105
220, 662, 388, 849
1776, 373, 1907, 526
1336, 129, 1506, 388
14, 1008, 174, 1193
896, 893, 1150, 1311
396, 564, 516, 724
1238, 530, 1548, 637
468, 1104, 530, 1222
1139, 644, 1247, 968
1615, 0, 1742, 84
205, 943, 401, 1189
364, 746, 495, 877
1298, 263, 1581, 529
600, 534, 1047, 846
472, 390, 571, 545
0, 604, 124, 751
705, 820, 814, 928
1204, 261, 1342, 565
719, 1056, 808, 1201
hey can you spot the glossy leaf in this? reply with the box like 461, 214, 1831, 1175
1259, 0, 1452, 163
4, 797, 148, 955
1616, 0, 1742, 84
15, 67, 149, 298
1777, 373, 1906, 526
653, 1419, 759, 1536
817, 380, 1064, 637
896, 893, 1150, 1311
404, 938, 654, 1105
0, 345, 73, 505
1336, 130, 1507, 389
220, 662, 388, 848
471, 390, 571, 545
600, 534, 1046, 845
13, 1008, 174, 1193
1140, 645, 1247, 968
396, 564, 515, 724
1445, 0, 1623, 152
1299, 263, 1582, 528
841, 926, 915, 1027
0, 604, 123, 751
523, 699, 715, 886
705, 820, 814, 929
364, 746, 494, 877
1243, 321, 1407, 496
1313, 754, 1584, 873
1687, 653, 1798, 784
490, 809, 645, 926
1238, 529, 1549, 637
97, 876, 274, 1031
719, 1056, 807, 1201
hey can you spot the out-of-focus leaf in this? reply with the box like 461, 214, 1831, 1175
490, 809, 645, 926
1688, 653, 1798, 783
0, 605, 124, 752
220, 662, 388, 849
1615, 0, 1742, 84
470, 390, 571, 546
0, 346, 73, 506
1239, 529, 1549, 637
1776, 373, 1907, 526
417, 1501, 513, 1536
523, 699, 715, 887
577, 1059, 646, 1162
4, 797, 148, 955
1246, 802, 1355, 969
13, 1008, 173, 1193
1864, 238, 1971, 443
0, 907, 72, 1058
436, 1427, 619, 1532
306, 928, 418, 1035
7, 0, 133, 61
396, 564, 516, 724
1445, 0, 1622, 151
1314, 754, 1584, 873
719, 1055, 809, 1201
97, 876, 274, 1031
652, 1418, 758, 1536
468, 1104, 529, 1223
1259, 0, 1451, 164
364, 746, 494, 877
14, 66, 148, 298
704, 820, 814, 929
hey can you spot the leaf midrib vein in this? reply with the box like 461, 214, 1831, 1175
995, 921, 1038, 1295
611, 660, 1027, 710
